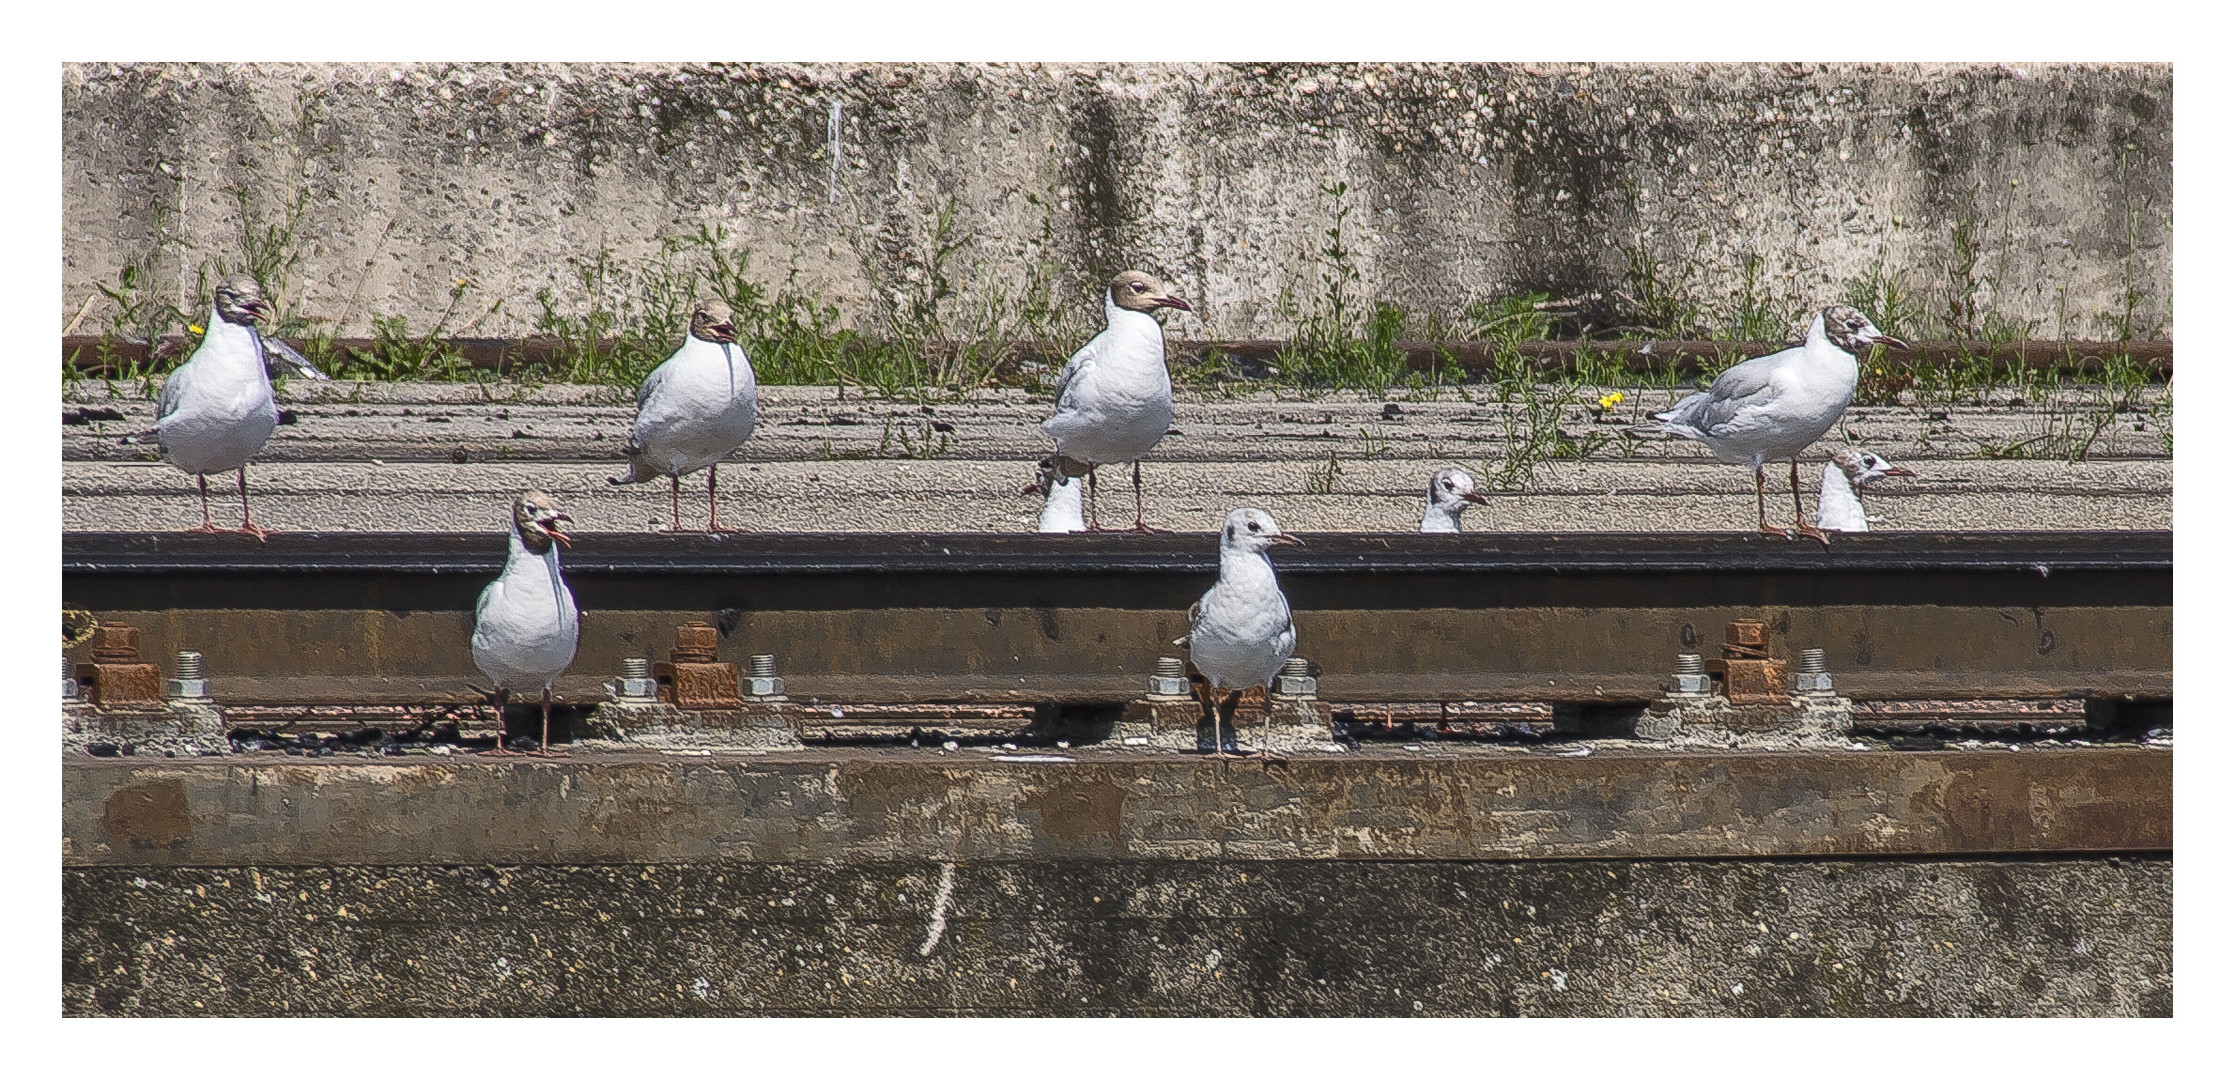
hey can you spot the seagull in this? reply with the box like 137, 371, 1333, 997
1649, 304, 1908, 544
156, 273, 285, 539
1174, 508, 1301, 759
609, 299, 758, 531
1817, 448, 1914, 533
471, 491, 579, 756
1419, 466, 1489, 533
1041, 270, 1193, 531
1022, 455, 1088, 533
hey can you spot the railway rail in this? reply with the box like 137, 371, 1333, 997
64, 529, 2170, 727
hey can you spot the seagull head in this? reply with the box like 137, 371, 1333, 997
1428, 466, 1489, 514
1819, 305, 1909, 353
1021, 454, 1077, 497
213, 274, 272, 326
513, 490, 574, 551
1220, 507, 1302, 553
1833, 448, 1914, 487
1108, 270, 1193, 316
689, 298, 739, 344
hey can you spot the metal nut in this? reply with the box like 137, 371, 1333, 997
745, 676, 786, 698
165, 650, 210, 701
1147, 656, 1191, 699
1273, 657, 1317, 699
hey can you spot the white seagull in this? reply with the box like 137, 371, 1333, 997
1817, 448, 1913, 533
1649, 304, 1908, 544
1023, 455, 1088, 533
156, 273, 284, 538
471, 491, 579, 756
1419, 466, 1489, 533
1041, 270, 1193, 531
609, 299, 758, 531
1175, 508, 1302, 759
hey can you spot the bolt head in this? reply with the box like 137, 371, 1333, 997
164, 678, 209, 701
1273, 674, 1318, 698
1147, 676, 1191, 699
744, 676, 786, 699
1794, 672, 1835, 693
614, 676, 660, 702
63, 678, 79, 701
1672, 673, 1714, 695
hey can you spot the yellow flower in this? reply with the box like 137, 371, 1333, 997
188, 324, 204, 334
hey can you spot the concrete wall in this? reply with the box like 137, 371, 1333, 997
62, 63, 2171, 340
66, 859, 2171, 1016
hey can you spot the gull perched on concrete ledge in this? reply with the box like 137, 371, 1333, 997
610, 299, 758, 532
1023, 455, 1088, 533
1175, 508, 1301, 759
1648, 305, 1907, 545
472, 491, 579, 756
1419, 466, 1489, 533
1041, 270, 1193, 531
156, 274, 284, 539
1817, 448, 1913, 533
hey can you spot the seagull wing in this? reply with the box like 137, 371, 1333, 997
1173, 598, 1204, 647
263, 336, 329, 381
155, 361, 188, 423
1049, 334, 1103, 411
1659, 349, 1789, 435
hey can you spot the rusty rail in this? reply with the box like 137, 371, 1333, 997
63, 530, 2171, 707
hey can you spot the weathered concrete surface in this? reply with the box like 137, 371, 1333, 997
62, 857, 2172, 1016
62, 382, 2172, 533
62, 63, 2171, 339
62, 749, 2170, 867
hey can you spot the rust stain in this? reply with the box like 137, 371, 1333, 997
1022, 779, 1128, 851
101, 780, 191, 851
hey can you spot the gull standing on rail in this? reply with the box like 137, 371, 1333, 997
1041, 270, 1193, 531
1175, 508, 1302, 758
1024, 455, 1088, 533
1816, 448, 1913, 533
1646, 305, 1908, 544
472, 491, 579, 756
1419, 466, 1489, 533
609, 299, 758, 532
156, 274, 288, 539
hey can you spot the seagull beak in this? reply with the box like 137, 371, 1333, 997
541, 513, 573, 547
1866, 332, 1910, 350
246, 299, 272, 324
1019, 480, 1045, 496
1270, 533, 1304, 547
1154, 294, 1194, 314
1461, 492, 1489, 505
713, 321, 737, 342
1883, 466, 1916, 478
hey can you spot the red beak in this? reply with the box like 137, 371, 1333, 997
1269, 533, 1304, 547
541, 514, 573, 547
1156, 295, 1194, 313
1883, 467, 1916, 478
1461, 492, 1489, 505
1867, 333, 1911, 351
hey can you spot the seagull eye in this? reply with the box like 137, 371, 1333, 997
1247, 521, 1260, 532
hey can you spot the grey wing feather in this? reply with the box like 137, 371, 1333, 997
264, 337, 328, 380
1174, 599, 1203, 647
1050, 336, 1100, 408
1657, 351, 1786, 435
156, 363, 187, 423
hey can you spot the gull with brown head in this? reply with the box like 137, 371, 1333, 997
609, 298, 758, 532
1648, 304, 1908, 545
156, 273, 285, 539
472, 491, 580, 756
1040, 270, 1194, 531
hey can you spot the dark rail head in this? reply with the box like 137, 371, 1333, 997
60, 530, 2176, 577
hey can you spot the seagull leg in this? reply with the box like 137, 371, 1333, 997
483, 687, 523, 756
1125, 461, 1172, 533
1253, 684, 1286, 762
1199, 681, 1233, 759
187, 475, 226, 534
669, 475, 683, 532
1084, 466, 1104, 532
234, 466, 276, 541
704, 465, 734, 533
1788, 457, 1832, 546
1754, 465, 1789, 539
532, 686, 567, 756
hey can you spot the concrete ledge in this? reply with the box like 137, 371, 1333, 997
63, 858, 2172, 1016
64, 747, 2169, 867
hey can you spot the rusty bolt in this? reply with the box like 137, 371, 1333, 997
1274, 656, 1317, 699
89, 625, 143, 663
1147, 656, 1190, 699
671, 622, 720, 663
